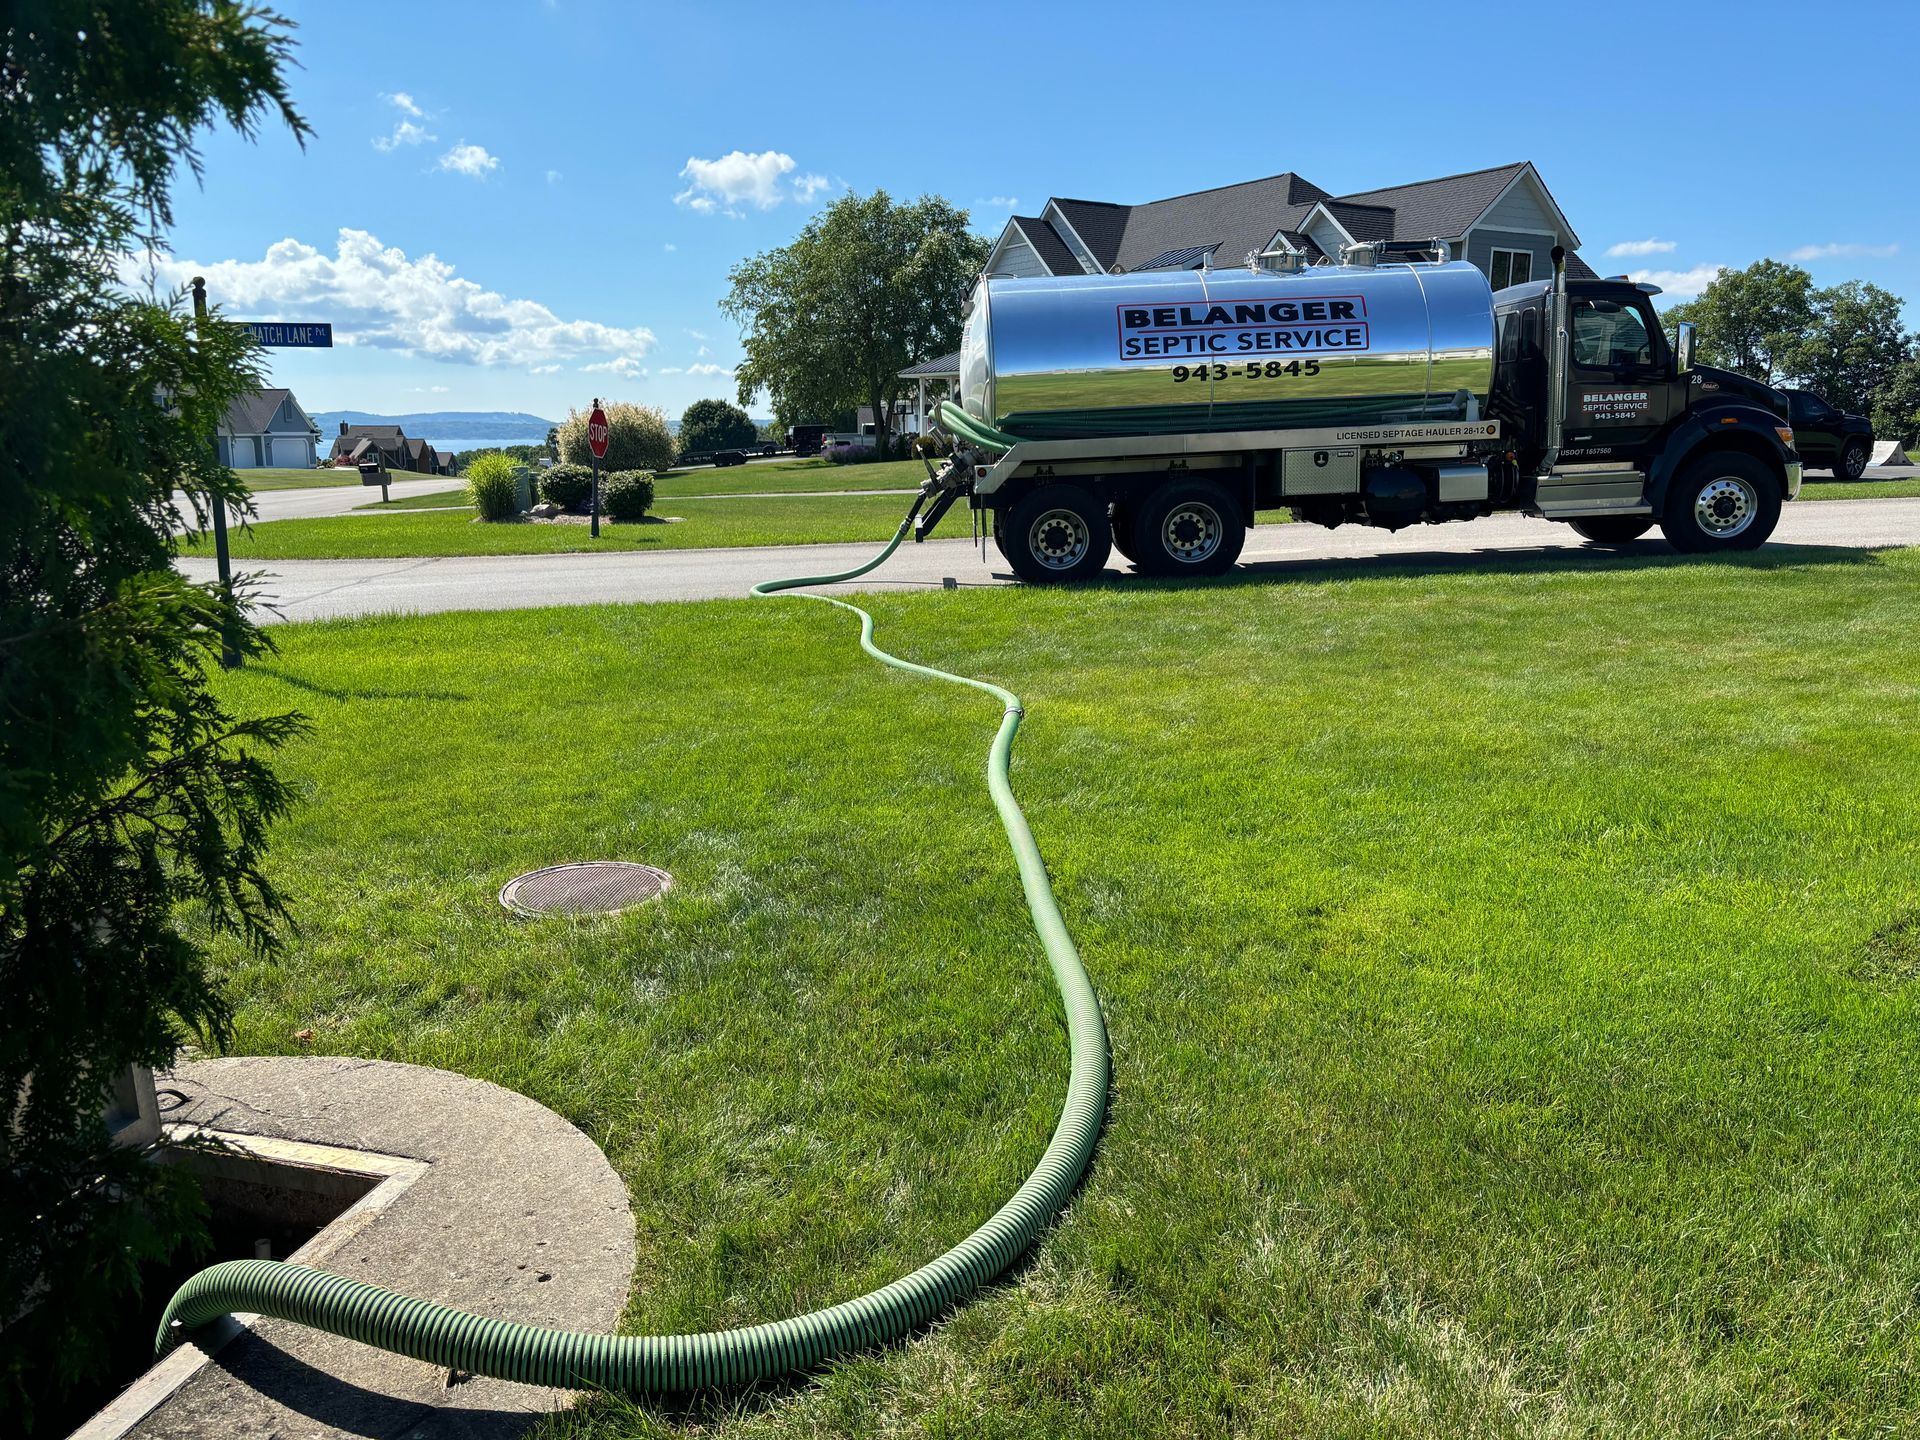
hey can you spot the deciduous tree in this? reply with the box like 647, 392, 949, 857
724, 192, 988, 458
1789, 281, 1913, 418
679, 398, 757, 455
1665, 260, 1816, 384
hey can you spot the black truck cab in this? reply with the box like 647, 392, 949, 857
1488, 270, 1800, 549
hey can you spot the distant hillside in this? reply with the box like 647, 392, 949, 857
313, 410, 558, 449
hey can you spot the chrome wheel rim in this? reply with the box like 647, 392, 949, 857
1028, 508, 1090, 570
1694, 476, 1757, 539
1161, 501, 1223, 564
1844, 446, 1866, 479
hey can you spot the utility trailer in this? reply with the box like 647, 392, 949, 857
915, 245, 1802, 583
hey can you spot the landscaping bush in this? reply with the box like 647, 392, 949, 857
825, 443, 878, 465
556, 401, 676, 473
464, 452, 520, 520
602, 470, 655, 522
540, 463, 594, 511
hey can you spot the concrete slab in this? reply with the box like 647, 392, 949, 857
122, 1057, 635, 1440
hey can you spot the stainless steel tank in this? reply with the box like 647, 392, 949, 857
958, 260, 1494, 440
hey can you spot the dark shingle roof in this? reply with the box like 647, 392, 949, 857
1317, 201, 1397, 243
1008, 215, 1081, 275
406, 436, 432, 461
1134, 244, 1222, 272
1047, 200, 1129, 269
1335, 162, 1532, 242
1084, 172, 1328, 273
898, 351, 961, 379
219, 387, 295, 435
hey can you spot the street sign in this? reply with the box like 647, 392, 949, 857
240, 321, 333, 348
586, 404, 610, 460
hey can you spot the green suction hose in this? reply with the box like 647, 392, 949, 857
153, 506, 1110, 1395
935, 398, 1023, 452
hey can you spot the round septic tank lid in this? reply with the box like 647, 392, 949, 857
499, 861, 672, 918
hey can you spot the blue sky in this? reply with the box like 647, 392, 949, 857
154, 0, 1919, 423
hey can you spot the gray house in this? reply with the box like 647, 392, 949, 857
984, 160, 1592, 288
216, 387, 318, 469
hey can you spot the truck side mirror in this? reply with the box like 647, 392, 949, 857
1674, 320, 1696, 375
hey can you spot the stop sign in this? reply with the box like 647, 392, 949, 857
586, 404, 610, 460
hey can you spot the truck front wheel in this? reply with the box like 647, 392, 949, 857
1003, 484, 1112, 584
1130, 479, 1246, 578
1660, 453, 1782, 553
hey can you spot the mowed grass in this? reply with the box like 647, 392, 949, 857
206, 547, 1920, 1437
654, 457, 926, 497
186, 493, 929, 557
236, 466, 362, 491
1801, 475, 1920, 502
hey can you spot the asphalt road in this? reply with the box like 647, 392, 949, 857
174, 495, 1920, 624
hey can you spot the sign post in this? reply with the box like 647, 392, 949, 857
586, 400, 610, 538
191, 277, 241, 670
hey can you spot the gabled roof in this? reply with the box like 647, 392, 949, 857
434, 449, 454, 466
989, 162, 1584, 279
1007, 215, 1081, 275
219, 387, 300, 436
405, 436, 432, 460
1336, 161, 1534, 243
1060, 172, 1328, 274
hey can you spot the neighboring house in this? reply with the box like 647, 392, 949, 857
434, 450, 456, 476
217, 387, 318, 469
984, 161, 1593, 288
328, 422, 411, 472
402, 436, 436, 474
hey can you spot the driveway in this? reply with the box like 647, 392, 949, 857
172, 496, 1920, 624
173, 476, 456, 527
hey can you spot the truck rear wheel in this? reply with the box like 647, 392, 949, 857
1130, 478, 1246, 578
1003, 484, 1112, 584
1660, 452, 1782, 553
1568, 516, 1655, 545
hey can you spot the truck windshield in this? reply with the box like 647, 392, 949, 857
1571, 298, 1655, 371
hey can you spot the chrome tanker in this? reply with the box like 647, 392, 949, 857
914, 243, 1800, 584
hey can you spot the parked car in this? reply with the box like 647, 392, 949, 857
1779, 388, 1873, 479
710, 449, 748, 467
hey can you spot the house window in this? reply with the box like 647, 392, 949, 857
1489, 248, 1534, 290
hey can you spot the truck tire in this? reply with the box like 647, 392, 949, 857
1837, 439, 1868, 480
1129, 478, 1246, 578
1659, 452, 1782, 553
1003, 484, 1111, 584
1568, 516, 1655, 545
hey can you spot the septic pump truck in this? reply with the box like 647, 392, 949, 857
919, 245, 1802, 583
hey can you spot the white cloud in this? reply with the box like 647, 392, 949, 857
662, 242, 677, 252
696, 344, 711, 357
658, 366, 682, 375
410, 384, 450, 394
674, 150, 827, 215
685, 327, 707, 340
530, 363, 561, 375
438, 142, 498, 178
685, 362, 731, 377
1787, 241, 1898, 261
975, 195, 1019, 209
582, 357, 648, 379
386, 92, 426, 118
545, 169, 563, 185
1629, 264, 1724, 299
1605, 238, 1675, 258
374, 119, 435, 152
136, 229, 657, 369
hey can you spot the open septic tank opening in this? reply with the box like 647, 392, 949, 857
500, 861, 673, 918
42, 1140, 381, 1438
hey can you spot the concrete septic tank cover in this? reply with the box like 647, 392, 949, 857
110, 1057, 635, 1440
500, 860, 672, 918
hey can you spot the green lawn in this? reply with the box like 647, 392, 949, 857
189, 494, 930, 557
206, 546, 1920, 1437
654, 457, 926, 497
235, 466, 362, 491
1800, 476, 1920, 502
354, 487, 471, 511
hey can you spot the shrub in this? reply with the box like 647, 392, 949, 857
679, 398, 756, 456
464, 452, 520, 520
556, 401, 676, 473
602, 470, 655, 522
825, 443, 877, 465
541, 463, 595, 511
